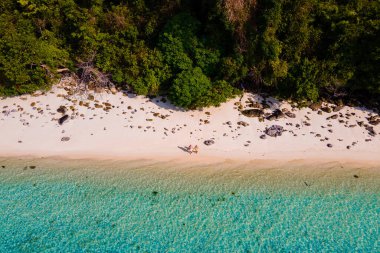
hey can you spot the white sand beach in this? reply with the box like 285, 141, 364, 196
0, 84, 379, 163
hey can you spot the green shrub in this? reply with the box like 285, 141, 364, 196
283, 58, 320, 102
210, 80, 241, 106
168, 67, 212, 109
0, 14, 68, 96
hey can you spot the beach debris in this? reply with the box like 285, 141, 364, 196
353, 175, 359, 178
204, 140, 215, 146
58, 115, 69, 125
265, 125, 284, 137
260, 134, 266, 139
29, 166, 36, 169
61, 137, 70, 142
241, 109, 264, 118
327, 143, 333, 148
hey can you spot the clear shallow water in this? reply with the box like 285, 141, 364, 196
0, 159, 379, 252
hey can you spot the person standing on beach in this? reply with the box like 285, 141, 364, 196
193, 145, 199, 154
187, 145, 193, 154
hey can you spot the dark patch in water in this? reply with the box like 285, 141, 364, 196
152, 191, 158, 196
217, 197, 226, 202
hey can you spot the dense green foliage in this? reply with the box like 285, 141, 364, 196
0, 0, 379, 108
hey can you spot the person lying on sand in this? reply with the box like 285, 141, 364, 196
192, 145, 199, 154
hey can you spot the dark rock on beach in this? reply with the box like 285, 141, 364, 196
57, 106, 67, 114
365, 126, 376, 136
327, 114, 338, 120
321, 107, 332, 113
204, 140, 215, 146
61, 137, 70, 142
285, 111, 296, 118
309, 102, 322, 111
241, 109, 264, 118
367, 116, 380, 126
58, 115, 69, 125
237, 121, 249, 127
266, 109, 284, 121
265, 125, 284, 137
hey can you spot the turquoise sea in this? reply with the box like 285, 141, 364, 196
0, 158, 379, 252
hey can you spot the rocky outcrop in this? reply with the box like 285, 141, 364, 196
241, 109, 264, 118
309, 102, 322, 111
266, 109, 284, 121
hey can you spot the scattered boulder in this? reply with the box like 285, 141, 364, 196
285, 111, 296, 118
333, 105, 344, 112
309, 102, 322, 111
365, 126, 376, 136
266, 109, 284, 121
58, 115, 69, 125
265, 125, 284, 137
241, 109, 264, 118
249, 102, 263, 109
237, 121, 249, 127
327, 114, 338, 120
61, 137, 70, 142
204, 140, 215, 146
260, 134, 267, 139
327, 143, 333, 148
57, 106, 67, 114
321, 107, 332, 113
88, 94, 95, 101
367, 115, 380, 126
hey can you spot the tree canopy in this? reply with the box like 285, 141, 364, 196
0, 0, 379, 108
